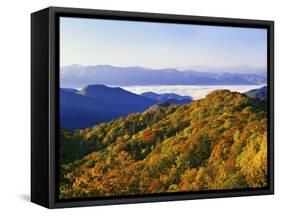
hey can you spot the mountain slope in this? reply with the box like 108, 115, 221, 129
59, 90, 267, 198
79, 84, 156, 115
245, 86, 267, 100
60, 85, 156, 130
60, 89, 119, 130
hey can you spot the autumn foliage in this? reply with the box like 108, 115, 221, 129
59, 90, 267, 199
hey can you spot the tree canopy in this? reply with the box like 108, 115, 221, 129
59, 90, 267, 199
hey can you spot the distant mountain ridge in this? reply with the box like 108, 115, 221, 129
177, 65, 266, 75
61, 65, 266, 88
141, 92, 192, 104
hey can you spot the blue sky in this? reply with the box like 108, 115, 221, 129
60, 17, 267, 69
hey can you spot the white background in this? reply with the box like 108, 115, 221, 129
0, 0, 279, 215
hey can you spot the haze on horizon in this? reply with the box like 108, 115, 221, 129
60, 17, 267, 70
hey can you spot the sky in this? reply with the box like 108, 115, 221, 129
60, 17, 267, 69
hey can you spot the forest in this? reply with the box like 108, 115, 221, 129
59, 90, 268, 199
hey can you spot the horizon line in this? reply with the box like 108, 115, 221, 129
60, 63, 267, 71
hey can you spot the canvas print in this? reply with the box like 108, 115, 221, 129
59, 17, 268, 199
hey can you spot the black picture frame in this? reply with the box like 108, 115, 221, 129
31, 6, 274, 209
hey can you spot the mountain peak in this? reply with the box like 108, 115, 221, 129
206, 89, 232, 97
79, 84, 125, 96
204, 89, 244, 103
82, 84, 108, 90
